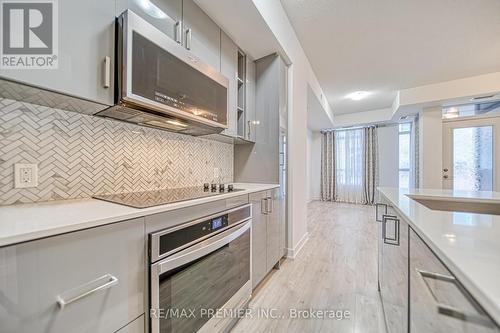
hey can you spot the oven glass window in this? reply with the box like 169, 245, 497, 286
131, 32, 227, 125
157, 229, 250, 333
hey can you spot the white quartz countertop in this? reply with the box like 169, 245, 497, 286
0, 183, 278, 247
378, 187, 500, 323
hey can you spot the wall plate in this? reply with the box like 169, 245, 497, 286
14, 164, 38, 189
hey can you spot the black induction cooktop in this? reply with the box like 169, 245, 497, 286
93, 185, 243, 208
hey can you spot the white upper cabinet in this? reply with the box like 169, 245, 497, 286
0, 0, 115, 105
220, 31, 238, 136
115, 0, 182, 42
182, 0, 221, 71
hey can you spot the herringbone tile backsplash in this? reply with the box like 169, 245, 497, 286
0, 98, 234, 206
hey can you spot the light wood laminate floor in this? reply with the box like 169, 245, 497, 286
232, 201, 386, 333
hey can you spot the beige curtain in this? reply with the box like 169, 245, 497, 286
321, 131, 336, 201
363, 126, 378, 204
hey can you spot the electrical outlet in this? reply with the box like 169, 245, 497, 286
14, 164, 38, 189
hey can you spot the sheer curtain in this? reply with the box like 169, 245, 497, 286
335, 129, 365, 204
321, 127, 378, 204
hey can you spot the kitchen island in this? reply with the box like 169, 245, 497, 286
378, 187, 500, 331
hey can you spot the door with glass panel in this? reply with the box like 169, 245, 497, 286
442, 117, 499, 191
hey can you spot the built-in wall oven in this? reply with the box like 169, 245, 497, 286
149, 204, 252, 333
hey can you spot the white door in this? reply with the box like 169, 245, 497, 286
442, 116, 500, 191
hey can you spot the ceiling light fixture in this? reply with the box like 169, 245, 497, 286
470, 94, 496, 101
346, 91, 371, 101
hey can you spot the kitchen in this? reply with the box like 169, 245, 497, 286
1, 0, 500, 332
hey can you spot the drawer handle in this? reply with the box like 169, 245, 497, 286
382, 215, 399, 246
416, 269, 494, 327
266, 196, 273, 213
56, 274, 118, 309
261, 198, 268, 215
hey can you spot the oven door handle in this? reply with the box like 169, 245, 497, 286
156, 220, 251, 274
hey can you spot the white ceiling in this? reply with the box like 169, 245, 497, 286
281, 0, 500, 114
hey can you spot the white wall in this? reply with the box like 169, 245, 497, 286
252, 0, 333, 255
378, 125, 399, 188
307, 130, 322, 201
418, 107, 443, 188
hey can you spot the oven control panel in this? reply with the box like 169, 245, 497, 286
156, 215, 228, 259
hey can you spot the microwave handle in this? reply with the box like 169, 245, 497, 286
156, 220, 250, 274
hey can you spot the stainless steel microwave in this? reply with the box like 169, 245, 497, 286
98, 10, 229, 136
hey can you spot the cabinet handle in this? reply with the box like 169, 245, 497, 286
382, 215, 399, 246
261, 198, 267, 214
185, 28, 192, 50
416, 269, 495, 327
375, 203, 387, 222
247, 120, 251, 139
267, 196, 273, 213
56, 274, 118, 309
174, 21, 182, 44
103, 56, 111, 88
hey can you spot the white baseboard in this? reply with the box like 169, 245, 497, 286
286, 232, 309, 259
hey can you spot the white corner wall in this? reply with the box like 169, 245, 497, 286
307, 130, 322, 201
418, 107, 443, 189
378, 125, 399, 188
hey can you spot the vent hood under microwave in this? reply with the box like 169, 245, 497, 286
97, 10, 229, 136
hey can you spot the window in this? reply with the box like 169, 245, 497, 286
398, 123, 411, 188
334, 129, 365, 203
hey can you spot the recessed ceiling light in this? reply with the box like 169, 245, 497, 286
346, 91, 371, 101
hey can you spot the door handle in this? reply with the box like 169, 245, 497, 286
174, 21, 182, 44
185, 28, 192, 50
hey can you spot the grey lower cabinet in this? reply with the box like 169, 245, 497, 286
182, 0, 221, 70
0, 218, 145, 333
377, 204, 409, 333
116, 0, 182, 41
409, 228, 499, 332
0, 0, 115, 106
250, 188, 283, 289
